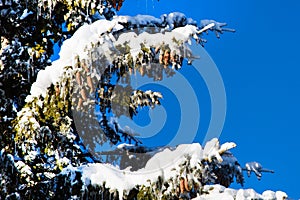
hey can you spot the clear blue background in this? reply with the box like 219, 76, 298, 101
117, 0, 300, 198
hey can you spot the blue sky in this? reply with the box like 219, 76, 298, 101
117, 0, 300, 198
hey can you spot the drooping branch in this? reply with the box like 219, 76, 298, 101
61, 13, 235, 151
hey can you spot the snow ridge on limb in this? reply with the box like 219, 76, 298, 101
29, 12, 234, 100
203, 138, 237, 163
200, 19, 236, 38
115, 12, 235, 45
62, 139, 286, 199
243, 161, 275, 180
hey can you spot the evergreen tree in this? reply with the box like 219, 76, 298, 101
0, 1, 280, 199
0, 0, 119, 146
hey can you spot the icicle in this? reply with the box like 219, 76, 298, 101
53, 0, 56, 13
86, 3, 89, 22
48, 0, 52, 18
37, 0, 42, 20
